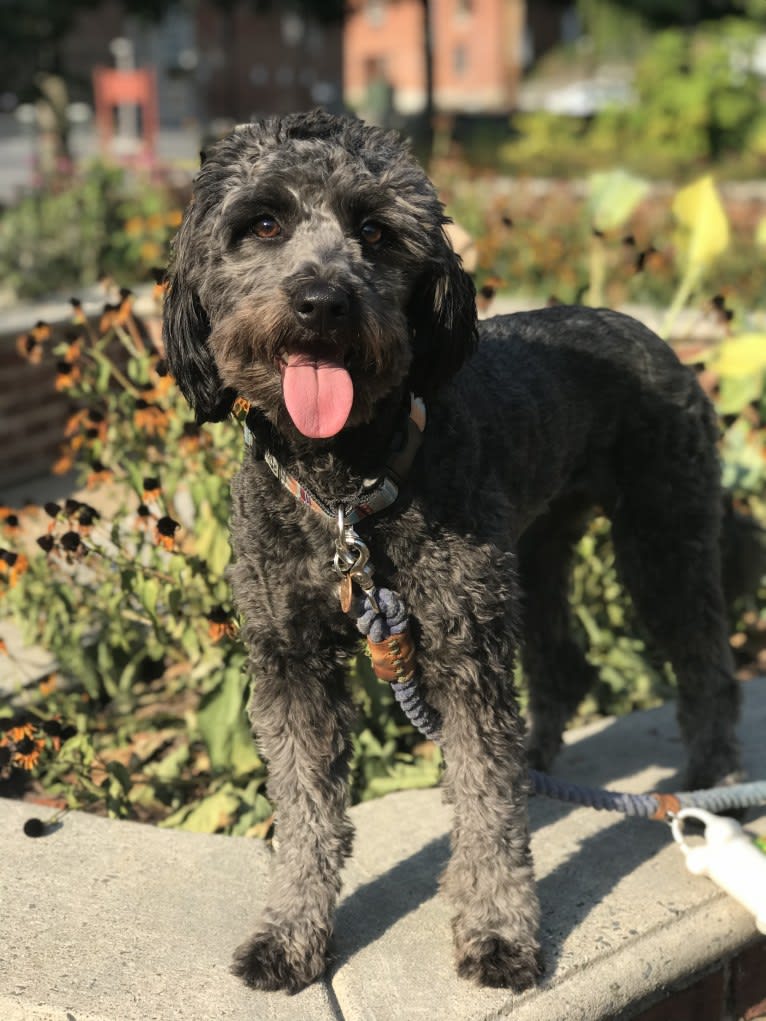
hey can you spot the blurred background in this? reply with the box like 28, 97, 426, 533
3, 0, 766, 304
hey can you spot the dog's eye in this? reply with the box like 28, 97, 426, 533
360, 220, 384, 246
252, 216, 281, 240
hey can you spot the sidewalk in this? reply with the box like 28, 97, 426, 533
1, 678, 765, 1021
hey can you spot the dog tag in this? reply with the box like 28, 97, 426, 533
339, 574, 353, 613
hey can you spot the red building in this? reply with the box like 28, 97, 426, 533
344, 0, 527, 120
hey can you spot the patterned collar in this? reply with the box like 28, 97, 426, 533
243, 395, 426, 525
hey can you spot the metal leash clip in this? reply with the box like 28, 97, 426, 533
333, 507, 379, 613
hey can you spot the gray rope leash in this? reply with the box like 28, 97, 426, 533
352, 587, 766, 820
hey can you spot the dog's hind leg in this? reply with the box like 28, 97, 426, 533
518, 498, 598, 772
610, 438, 742, 790
230, 615, 355, 993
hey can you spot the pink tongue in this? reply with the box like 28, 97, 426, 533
281, 353, 354, 438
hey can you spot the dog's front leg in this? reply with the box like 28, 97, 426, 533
438, 663, 542, 989
231, 646, 354, 994
416, 568, 542, 991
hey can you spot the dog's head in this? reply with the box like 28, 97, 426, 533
163, 110, 477, 437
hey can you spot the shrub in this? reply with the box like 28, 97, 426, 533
0, 163, 185, 303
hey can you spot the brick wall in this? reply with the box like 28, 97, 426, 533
629, 938, 766, 1021
0, 328, 75, 493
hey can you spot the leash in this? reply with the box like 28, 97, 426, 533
350, 582, 766, 819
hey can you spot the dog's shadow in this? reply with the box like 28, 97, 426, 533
330, 709, 764, 981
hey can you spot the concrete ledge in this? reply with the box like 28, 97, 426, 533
2, 679, 765, 1021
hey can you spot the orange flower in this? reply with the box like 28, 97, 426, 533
0, 550, 28, 587
207, 607, 237, 643
64, 409, 88, 436
1, 510, 20, 537
135, 503, 154, 530
142, 476, 161, 502
139, 240, 162, 263
31, 321, 51, 344
86, 461, 112, 487
54, 361, 81, 392
179, 422, 202, 454
232, 396, 251, 416
166, 209, 183, 228
63, 339, 82, 362
114, 291, 134, 326
99, 304, 117, 334
6, 722, 34, 743
52, 450, 75, 475
16, 333, 43, 364
134, 401, 169, 436
124, 216, 144, 236
0, 638, 7, 655
154, 515, 179, 550
69, 297, 87, 325
39, 674, 57, 697
12, 733, 45, 770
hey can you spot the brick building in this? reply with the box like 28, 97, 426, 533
344, 0, 568, 121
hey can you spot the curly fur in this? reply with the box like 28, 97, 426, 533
163, 110, 741, 994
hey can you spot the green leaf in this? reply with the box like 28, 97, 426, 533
587, 169, 650, 232
672, 175, 730, 269
714, 333, 766, 378
196, 666, 262, 774
162, 784, 241, 833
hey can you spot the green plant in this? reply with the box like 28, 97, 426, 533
0, 163, 184, 302
499, 18, 766, 181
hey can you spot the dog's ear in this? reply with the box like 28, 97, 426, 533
162, 212, 235, 424
407, 228, 478, 396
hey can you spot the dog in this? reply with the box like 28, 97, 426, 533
163, 110, 742, 994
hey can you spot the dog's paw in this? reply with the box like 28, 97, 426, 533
231, 927, 327, 994
455, 935, 543, 990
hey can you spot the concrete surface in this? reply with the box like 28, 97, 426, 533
1, 678, 765, 1021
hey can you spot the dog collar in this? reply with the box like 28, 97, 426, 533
244, 395, 426, 526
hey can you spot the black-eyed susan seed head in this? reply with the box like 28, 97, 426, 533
36, 534, 56, 554
59, 531, 82, 553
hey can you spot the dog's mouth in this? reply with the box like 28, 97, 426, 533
278, 348, 354, 439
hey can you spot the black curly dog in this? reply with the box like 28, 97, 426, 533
163, 111, 742, 994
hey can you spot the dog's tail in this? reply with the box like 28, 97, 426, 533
721, 492, 766, 608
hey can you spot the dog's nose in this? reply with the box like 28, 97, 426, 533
292, 283, 350, 335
